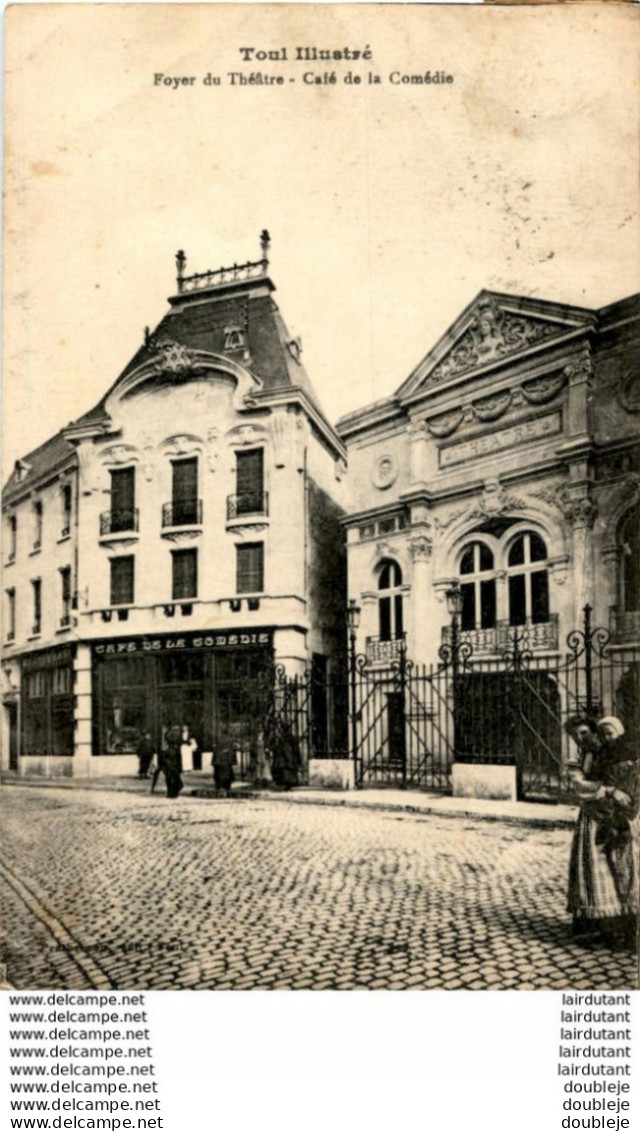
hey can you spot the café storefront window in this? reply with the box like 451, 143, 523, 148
21, 646, 74, 756
92, 630, 274, 757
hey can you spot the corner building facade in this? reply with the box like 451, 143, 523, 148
2, 238, 347, 777
338, 291, 640, 797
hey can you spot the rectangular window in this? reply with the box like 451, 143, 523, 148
32, 579, 42, 635
508, 574, 526, 627
61, 484, 72, 536
531, 570, 549, 624
235, 449, 264, 515
172, 549, 198, 601
60, 566, 72, 624
6, 588, 15, 640
461, 582, 475, 631
480, 579, 497, 630
110, 468, 136, 532
171, 458, 199, 525
379, 595, 391, 641
236, 542, 264, 594
8, 515, 17, 560
110, 556, 134, 606
33, 501, 43, 549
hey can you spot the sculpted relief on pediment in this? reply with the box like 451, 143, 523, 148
422, 299, 565, 391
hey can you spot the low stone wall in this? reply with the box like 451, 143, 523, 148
308, 758, 355, 790
452, 762, 518, 801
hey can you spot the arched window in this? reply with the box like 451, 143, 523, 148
378, 560, 403, 642
619, 504, 640, 613
506, 531, 549, 626
459, 541, 496, 631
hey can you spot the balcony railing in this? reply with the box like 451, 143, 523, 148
365, 635, 406, 665
161, 500, 203, 528
226, 491, 269, 521
100, 508, 139, 536
442, 615, 559, 655
178, 258, 267, 294
609, 607, 640, 645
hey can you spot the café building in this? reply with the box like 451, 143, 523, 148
2, 235, 347, 777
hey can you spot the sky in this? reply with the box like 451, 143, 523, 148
3, 2, 639, 479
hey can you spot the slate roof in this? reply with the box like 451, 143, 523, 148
4, 270, 333, 500
4, 430, 76, 499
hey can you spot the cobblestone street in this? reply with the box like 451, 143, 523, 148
0, 785, 636, 991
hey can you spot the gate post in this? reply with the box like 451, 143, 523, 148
398, 641, 408, 790
583, 602, 594, 718
347, 600, 361, 788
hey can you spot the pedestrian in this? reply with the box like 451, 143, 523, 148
567, 715, 638, 949
212, 736, 235, 797
270, 727, 300, 790
136, 729, 155, 779
180, 725, 199, 771
150, 746, 165, 794
163, 723, 184, 799
565, 714, 600, 773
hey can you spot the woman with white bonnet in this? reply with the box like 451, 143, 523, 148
567, 715, 638, 950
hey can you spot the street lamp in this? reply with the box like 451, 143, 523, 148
347, 599, 361, 784
445, 582, 463, 751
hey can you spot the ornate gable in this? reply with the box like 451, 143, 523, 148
398, 291, 594, 401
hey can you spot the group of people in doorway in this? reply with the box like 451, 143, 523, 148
135, 722, 301, 799
565, 713, 638, 952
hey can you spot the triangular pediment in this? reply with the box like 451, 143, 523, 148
398, 290, 595, 401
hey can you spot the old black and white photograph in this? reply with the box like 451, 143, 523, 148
1, 2, 639, 1000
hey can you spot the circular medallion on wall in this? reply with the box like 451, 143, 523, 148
372, 454, 397, 490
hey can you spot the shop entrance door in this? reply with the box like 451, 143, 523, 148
7, 703, 18, 770
155, 653, 206, 769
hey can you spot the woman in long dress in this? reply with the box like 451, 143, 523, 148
163, 724, 184, 799
567, 716, 638, 949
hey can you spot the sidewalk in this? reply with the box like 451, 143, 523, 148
0, 770, 577, 828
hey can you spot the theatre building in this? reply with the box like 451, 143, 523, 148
2, 235, 347, 777
338, 290, 640, 799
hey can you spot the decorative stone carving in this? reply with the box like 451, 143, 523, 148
564, 350, 593, 386
618, 369, 640, 414
102, 445, 138, 466
286, 337, 302, 363
426, 408, 464, 437
294, 415, 309, 472
334, 458, 347, 482
467, 478, 523, 521
151, 340, 196, 377
471, 390, 512, 422
162, 434, 202, 458
372, 454, 398, 490
409, 533, 433, 562
433, 508, 467, 535
425, 299, 561, 388
270, 411, 289, 468
407, 420, 428, 439
548, 555, 570, 585
206, 428, 220, 474
140, 433, 155, 482
521, 371, 567, 404
555, 486, 597, 530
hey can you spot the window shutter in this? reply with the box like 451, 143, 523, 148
110, 468, 135, 530
111, 557, 134, 606
236, 449, 263, 512
172, 549, 198, 600
172, 458, 198, 524
236, 543, 264, 594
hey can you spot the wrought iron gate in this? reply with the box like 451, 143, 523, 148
351, 650, 455, 791
211, 608, 639, 802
